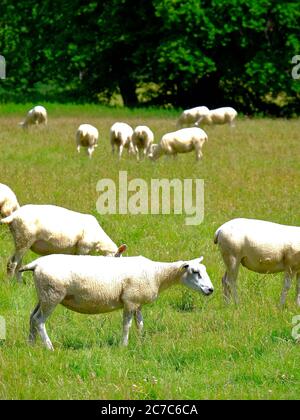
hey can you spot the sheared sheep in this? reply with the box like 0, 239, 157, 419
1, 204, 126, 282
76, 124, 99, 159
0, 183, 20, 217
110, 122, 135, 159
132, 125, 154, 161
19, 254, 214, 350
196, 107, 237, 127
19, 106, 48, 128
148, 127, 208, 161
214, 218, 300, 306
177, 106, 209, 128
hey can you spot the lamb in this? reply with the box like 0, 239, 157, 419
19, 106, 48, 128
214, 218, 300, 306
148, 127, 208, 161
110, 122, 135, 159
132, 125, 154, 161
0, 183, 20, 217
19, 254, 214, 350
177, 106, 209, 128
0, 204, 126, 282
196, 107, 237, 127
76, 124, 99, 159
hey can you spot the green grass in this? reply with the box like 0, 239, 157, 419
0, 104, 299, 400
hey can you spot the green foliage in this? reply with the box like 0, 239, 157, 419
0, 0, 299, 113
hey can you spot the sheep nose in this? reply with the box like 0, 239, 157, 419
208, 288, 214, 294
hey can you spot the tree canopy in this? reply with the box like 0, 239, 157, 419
0, 0, 299, 114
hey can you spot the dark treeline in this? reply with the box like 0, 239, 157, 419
0, 0, 299, 115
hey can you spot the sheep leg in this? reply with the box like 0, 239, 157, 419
87, 147, 93, 159
222, 272, 230, 303
280, 272, 293, 306
135, 308, 144, 336
296, 273, 300, 307
29, 303, 41, 344
136, 149, 140, 162
122, 309, 134, 346
118, 145, 124, 160
222, 258, 240, 304
195, 149, 203, 161
31, 304, 56, 351
7, 246, 30, 282
77, 145, 81, 153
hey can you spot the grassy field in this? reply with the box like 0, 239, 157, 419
0, 103, 299, 400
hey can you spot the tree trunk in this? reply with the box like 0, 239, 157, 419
119, 77, 139, 107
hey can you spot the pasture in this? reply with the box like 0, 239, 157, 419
0, 103, 299, 400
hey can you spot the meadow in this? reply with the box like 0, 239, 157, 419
0, 103, 299, 400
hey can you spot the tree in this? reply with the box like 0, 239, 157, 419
0, 0, 299, 114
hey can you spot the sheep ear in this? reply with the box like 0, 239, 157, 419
115, 244, 127, 257
198, 256, 204, 263
180, 263, 189, 272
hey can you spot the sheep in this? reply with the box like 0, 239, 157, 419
0, 204, 126, 282
110, 122, 135, 159
177, 106, 209, 128
148, 127, 208, 162
214, 218, 300, 306
196, 107, 237, 127
0, 183, 20, 217
19, 254, 214, 350
132, 125, 154, 161
76, 124, 99, 159
19, 106, 48, 128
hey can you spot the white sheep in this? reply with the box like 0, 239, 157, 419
110, 122, 135, 159
132, 125, 154, 161
0, 183, 20, 217
196, 107, 237, 127
177, 106, 209, 128
148, 127, 208, 161
19, 106, 48, 128
76, 124, 99, 159
19, 254, 214, 350
1, 204, 126, 282
214, 218, 300, 306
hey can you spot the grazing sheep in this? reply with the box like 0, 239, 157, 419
110, 122, 135, 159
76, 124, 99, 159
132, 125, 154, 161
19, 106, 48, 128
177, 106, 209, 128
19, 254, 214, 350
214, 218, 300, 306
0, 183, 20, 217
148, 127, 208, 162
1, 204, 126, 282
196, 107, 237, 127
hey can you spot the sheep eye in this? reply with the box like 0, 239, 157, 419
192, 269, 201, 278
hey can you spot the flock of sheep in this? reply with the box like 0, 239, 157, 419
1, 103, 299, 351
20, 105, 237, 161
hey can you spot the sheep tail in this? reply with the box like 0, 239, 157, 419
19, 262, 37, 273
214, 228, 221, 244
